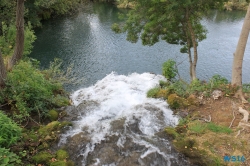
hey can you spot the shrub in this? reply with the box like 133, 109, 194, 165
209, 75, 228, 89
188, 79, 207, 94
159, 80, 169, 88
162, 59, 178, 82
0, 22, 36, 57
0, 111, 22, 148
3, 60, 68, 121
243, 83, 250, 93
0, 148, 22, 166
147, 87, 160, 98
168, 80, 188, 97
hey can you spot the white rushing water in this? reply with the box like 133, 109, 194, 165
60, 72, 187, 166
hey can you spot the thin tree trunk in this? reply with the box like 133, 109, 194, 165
187, 20, 198, 81
7, 0, 25, 71
231, 4, 250, 103
0, 49, 6, 88
185, 8, 197, 81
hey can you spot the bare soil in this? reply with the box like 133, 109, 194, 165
186, 95, 250, 165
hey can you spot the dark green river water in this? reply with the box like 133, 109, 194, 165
29, 2, 250, 91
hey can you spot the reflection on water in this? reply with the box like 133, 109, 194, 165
29, 3, 250, 91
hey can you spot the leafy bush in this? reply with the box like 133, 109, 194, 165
162, 59, 178, 82
243, 83, 250, 93
209, 75, 228, 89
3, 60, 68, 121
168, 80, 188, 97
0, 22, 36, 57
188, 79, 207, 94
159, 80, 169, 88
0, 111, 22, 148
0, 148, 22, 166
147, 87, 160, 98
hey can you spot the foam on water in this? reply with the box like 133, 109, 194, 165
60, 72, 180, 165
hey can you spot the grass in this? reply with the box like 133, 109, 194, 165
187, 121, 232, 135
147, 87, 160, 98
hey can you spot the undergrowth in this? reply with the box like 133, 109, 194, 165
0, 60, 69, 122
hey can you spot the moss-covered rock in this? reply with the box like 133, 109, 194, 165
32, 151, 53, 164
165, 127, 179, 139
167, 93, 187, 109
38, 121, 72, 136
156, 89, 169, 99
48, 109, 59, 121
186, 94, 198, 106
56, 149, 69, 160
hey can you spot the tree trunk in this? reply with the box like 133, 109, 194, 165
0, 49, 6, 88
7, 0, 25, 71
231, 4, 250, 103
186, 9, 198, 81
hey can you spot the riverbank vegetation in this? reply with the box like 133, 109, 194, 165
146, 60, 250, 165
111, 0, 249, 11
0, 0, 87, 165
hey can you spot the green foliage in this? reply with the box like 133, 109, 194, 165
111, 23, 122, 33
159, 80, 169, 88
206, 122, 232, 134
243, 83, 250, 93
147, 87, 160, 98
162, 59, 178, 82
0, 111, 22, 148
0, 148, 22, 166
0, 22, 36, 57
42, 58, 79, 86
0, 0, 16, 34
168, 80, 188, 97
3, 60, 68, 121
209, 74, 229, 89
32, 151, 52, 164
26, 0, 82, 27
56, 149, 69, 160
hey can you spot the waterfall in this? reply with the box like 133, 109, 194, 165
59, 72, 191, 166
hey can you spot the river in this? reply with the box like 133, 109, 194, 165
29, 2, 249, 166
30, 2, 250, 92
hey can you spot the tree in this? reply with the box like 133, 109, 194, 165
7, 0, 25, 71
113, 0, 225, 81
0, 49, 6, 88
231, 3, 250, 103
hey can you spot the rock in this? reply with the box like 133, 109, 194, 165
212, 90, 222, 100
